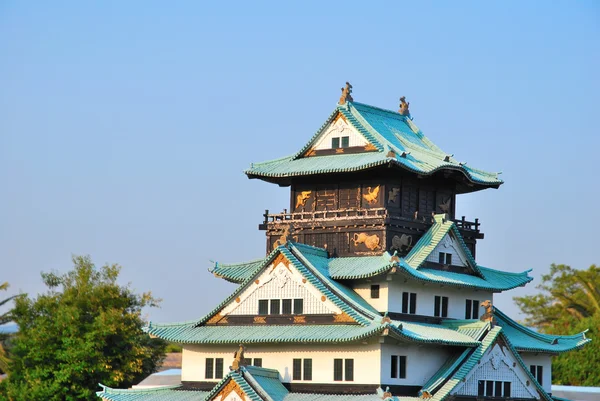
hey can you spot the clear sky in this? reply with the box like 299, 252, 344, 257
1, 1, 599, 324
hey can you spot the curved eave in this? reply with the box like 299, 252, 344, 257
329, 263, 397, 280
245, 157, 502, 191
210, 258, 264, 284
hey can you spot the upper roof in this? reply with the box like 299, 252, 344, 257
245, 101, 502, 193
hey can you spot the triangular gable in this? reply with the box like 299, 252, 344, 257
205, 369, 265, 401
405, 214, 482, 277
199, 244, 372, 327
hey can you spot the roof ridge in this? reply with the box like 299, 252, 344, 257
495, 308, 588, 342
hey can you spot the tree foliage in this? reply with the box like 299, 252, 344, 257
0, 256, 166, 401
0, 282, 21, 374
514, 264, 599, 386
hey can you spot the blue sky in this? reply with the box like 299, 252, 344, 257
1, 1, 599, 323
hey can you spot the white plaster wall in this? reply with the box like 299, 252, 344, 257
221, 262, 340, 316
453, 343, 539, 399
380, 342, 453, 386
352, 280, 389, 313
387, 280, 493, 319
425, 234, 470, 267
520, 352, 552, 393
182, 343, 381, 384
313, 118, 367, 150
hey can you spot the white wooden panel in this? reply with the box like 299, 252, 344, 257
425, 232, 469, 267
183, 343, 381, 384
313, 118, 367, 150
452, 343, 539, 399
387, 279, 493, 319
353, 280, 388, 313
221, 261, 340, 316
380, 342, 452, 386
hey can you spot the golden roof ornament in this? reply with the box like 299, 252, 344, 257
231, 344, 246, 371
339, 82, 353, 104
399, 96, 410, 116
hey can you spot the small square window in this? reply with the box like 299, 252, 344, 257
370, 284, 380, 299
258, 300, 269, 315
331, 137, 340, 148
341, 136, 350, 148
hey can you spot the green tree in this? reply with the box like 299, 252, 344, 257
0, 256, 166, 401
0, 282, 21, 373
514, 264, 599, 386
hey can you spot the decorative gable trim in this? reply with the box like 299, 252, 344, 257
212, 379, 248, 401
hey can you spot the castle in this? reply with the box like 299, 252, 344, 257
98, 84, 589, 401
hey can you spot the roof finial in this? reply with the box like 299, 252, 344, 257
480, 300, 496, 325
339, 82, 353, 104
231, 344, 246, 371
399, 96, 410, 116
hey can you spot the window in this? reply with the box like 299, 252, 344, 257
390, 355, 407, 379
294, 298, 304, 314
434, 296, 449, 318
478, 380, 511, 397
270, 299, 281, 315
215, 358, 224, 379
293, 358, 312, 381
371, 284, 380, 299
331, 137, 340, 148
402, 292, 417, 314
253, 358, 262, 367
333, 359, 354, 381
341, 136, 350, 148
260, 298, 304, 315
258, 300, 269, 315
205, 358, 214, 379
282, 299, 293, 314
530, 365, 544, 385
438, 252, 452, 265
465, 299, 480, 319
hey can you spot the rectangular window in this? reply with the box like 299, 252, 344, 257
270, 299, 281, 315
390, 355, 406, 379
292, 359, 302, 380
531, 365, 543, 385
446, 253, 452, 265
205, 358, 214, 379
282, 299, 292, 314
478, 380, 485, 397
371, 284, 380, 299
331, 137, 340, 148
465, 299, 479, 319
334, 359, 343, 381
495, 381, 503, 397
258, 300, 269, 315
438, 252, 445, 264
215, 358, 224, 379
293, 298, 304, 315
345, 359, 354, 381
402, 292, 417, 314
485, 380, 494, 396
434, 295, 449, 317
341, 136, 350, 148
504, 382, 511, 397
253, 358, 262, 367
303, 359, 312, 381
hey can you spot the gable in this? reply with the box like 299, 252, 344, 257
302, 113, 376, 156
452, 341, 540, 399
211, 380, 249, 401
425, 231, 473, 271
216, 254, 342, 319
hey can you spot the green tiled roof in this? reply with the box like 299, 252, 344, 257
97, 384, 207, 401
494, 308, 590, 353
245, 102, 502, 190
210, 258, 264, 283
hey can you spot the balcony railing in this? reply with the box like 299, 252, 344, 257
260, 209, 480, 233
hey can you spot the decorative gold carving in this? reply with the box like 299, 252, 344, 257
231, 344, 246, 371
271, 253, 290, 270
386, 149, 396, 158
391, 234, 413, 252
293, 315, 306, 324
421, 390, 432, 399
364, 143, 377, 151
255, 279, 260, 285
295, 191, 312, 209
333, 113, 347, 123
352, 232, 381, 250
321, 295, 326, 302
253, 316, 267, 324
339, 82, 353, 104
333, 312, 355, 323
272, 224, 295, 250
302, 278, 307, 284
304, 146, 317, 157
390, 254, 400, 263
207, 313, 224, 325
480, 300, 496, 324
335, 148, 344, 154
235, 297, 241, 303
399, 96, 410, 116
217, 377, 247, 401
363, 185, 380, 204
